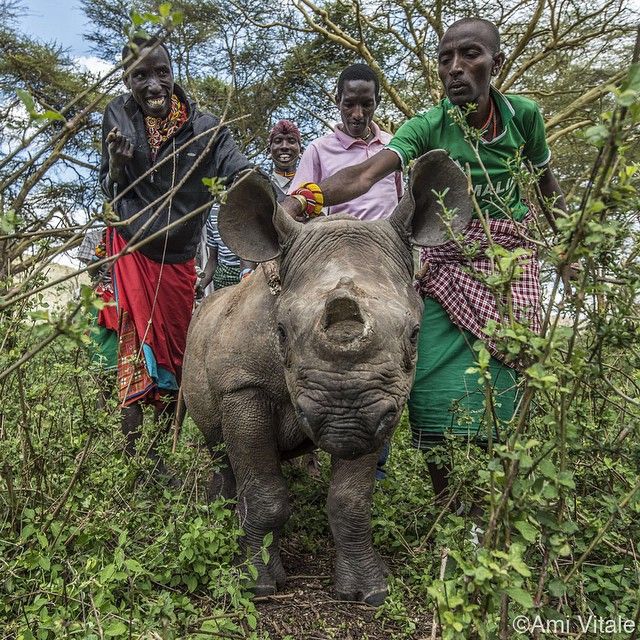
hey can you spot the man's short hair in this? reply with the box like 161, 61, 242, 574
121, 35, 171, 68
445, 18, 501, 54
336, 64, 380, 100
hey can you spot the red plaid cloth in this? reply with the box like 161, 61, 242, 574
416, 213, 540, 367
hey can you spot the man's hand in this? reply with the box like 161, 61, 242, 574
196, 274, 213, 299
281, 195, 307, 223
560, 260, 582, 297
106, 127, 133, 181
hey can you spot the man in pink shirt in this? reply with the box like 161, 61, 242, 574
290, 64, 402, 479
290, 64, 403, 221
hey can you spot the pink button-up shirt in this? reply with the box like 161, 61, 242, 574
289, 122, 404, 220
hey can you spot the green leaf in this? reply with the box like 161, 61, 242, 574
621, 62, 640, 92
40, 109, 64, 121
548, 579, 566, 598
130, 11, 144, 27
246, 613, 257, 630
103, 621, 128, 637
506, 587, 533, 609
17, 88, 35, 115
510, 556, 532, 578
159, 2, 172, 17
514, 520, 538, 543
474, 566, 493, 583
185, 574, 197, 592
100, 564, 115, 582
584, 124, 609, 147
21, 524, 35, 540
125, 558, 143, 574
538, 458, 556, 478
557, 471, 576, 489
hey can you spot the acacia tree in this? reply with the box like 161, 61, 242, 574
0, 1, 113, 284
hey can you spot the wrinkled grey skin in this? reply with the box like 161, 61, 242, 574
182, 151, 471, 605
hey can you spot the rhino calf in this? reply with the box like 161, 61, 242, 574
182, 151, 471, 605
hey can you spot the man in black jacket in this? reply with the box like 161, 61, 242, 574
101, 36, 250, 476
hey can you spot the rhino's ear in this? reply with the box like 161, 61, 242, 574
389, 149, 473, 246
218, 169, 291, 262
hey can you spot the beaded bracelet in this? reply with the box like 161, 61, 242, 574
290, 182, 324, 219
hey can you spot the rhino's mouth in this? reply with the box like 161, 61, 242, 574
295, 400, 399, 460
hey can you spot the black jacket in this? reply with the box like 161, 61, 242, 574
100, 84, 251, 263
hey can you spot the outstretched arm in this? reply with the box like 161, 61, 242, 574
283, 149, 401, 218
538, 164, 566, 216
538, 164, 581, 287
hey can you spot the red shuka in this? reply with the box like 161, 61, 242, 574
107, 228, 196, 404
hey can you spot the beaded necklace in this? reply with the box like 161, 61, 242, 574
274, 168, 296, 178
480, 97, 497, 141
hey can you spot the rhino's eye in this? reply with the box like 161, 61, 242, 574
409, 325, 420, 345
277, 324, 287, 345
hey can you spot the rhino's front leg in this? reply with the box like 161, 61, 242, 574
327, 451, 389, 606
222, 389, 289, 596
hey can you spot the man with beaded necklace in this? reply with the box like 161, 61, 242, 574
268, 119, 303, 198
100, 35, 250, 479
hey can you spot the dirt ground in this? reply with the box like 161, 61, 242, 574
255, 537, 435, 640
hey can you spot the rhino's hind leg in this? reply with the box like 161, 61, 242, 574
327, 452, 389, 606
222, 389, 290, 596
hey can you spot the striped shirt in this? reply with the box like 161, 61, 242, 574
205, 206, 241, 267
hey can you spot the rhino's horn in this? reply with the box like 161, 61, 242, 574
218, 169, 283, 262
389, 149, 473, 246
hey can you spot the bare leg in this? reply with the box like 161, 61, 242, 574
121, 402, 143, 457
427, 460, 451, 508
426, 447, 485, 517
94, 371, 115, 411
148, 399, 181, 486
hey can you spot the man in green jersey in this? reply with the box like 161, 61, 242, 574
283, 17, 566, 507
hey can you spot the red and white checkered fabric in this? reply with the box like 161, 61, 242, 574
416, 213, 540, 366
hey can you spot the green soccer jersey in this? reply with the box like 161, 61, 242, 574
386, 88, 551, 220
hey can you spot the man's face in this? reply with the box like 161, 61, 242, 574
437, 23, 503, 106
124, 45, 174, 119
270, 133, 301, 172
336, 79, 378, 139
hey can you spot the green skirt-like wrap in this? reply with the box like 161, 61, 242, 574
407, 298, 519, 450
88, 306, 118, 372
213, 264, 241, 290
